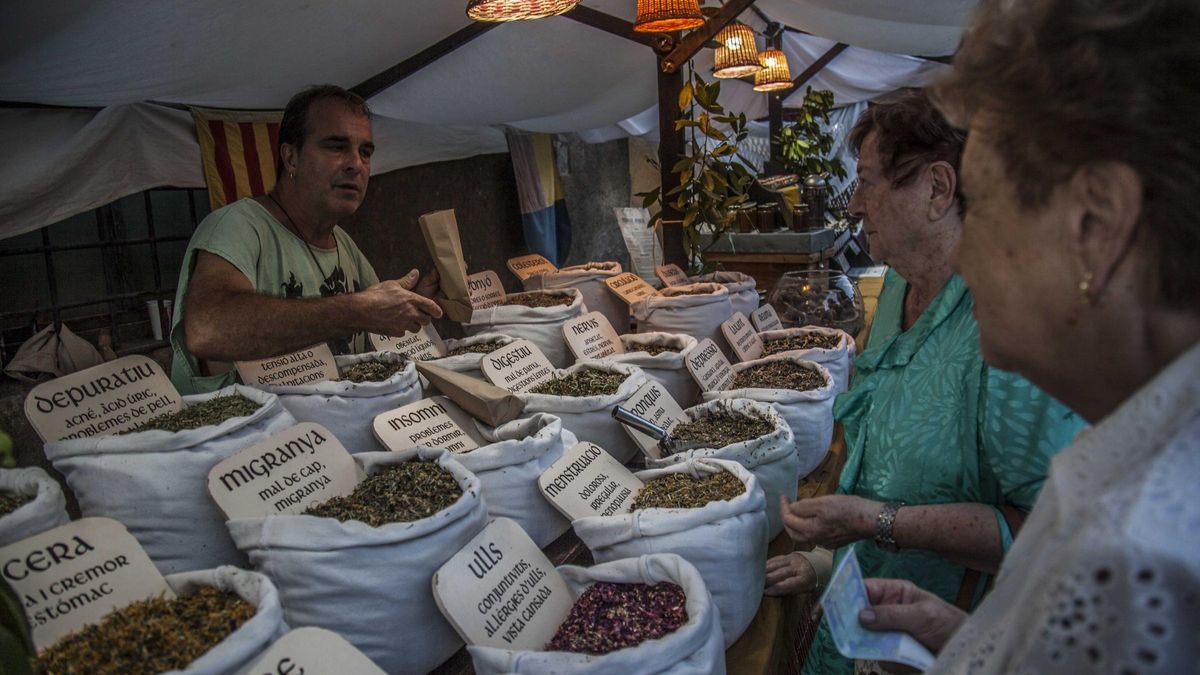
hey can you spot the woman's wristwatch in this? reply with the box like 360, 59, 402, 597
874, 501, 905, 552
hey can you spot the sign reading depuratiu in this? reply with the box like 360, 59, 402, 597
480, 339, 555, 393
620, 381, 687, 460
537, 441, 645, 521
246, 627, 386, 675
686, 337, 735, 392
373, 396, 486, 454
468, 270, 506, 309
562, 311, 624, 360
721, 311, 765, 362
750, 304, 783, 332
236, 343, 339, 388
371, 324, 446, 360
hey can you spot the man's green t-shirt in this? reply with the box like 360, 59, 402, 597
169, 198, 379, 395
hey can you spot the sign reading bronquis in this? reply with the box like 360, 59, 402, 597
480, 339, 555, 393
562, 311, 625, 360
467, 270, 506, 310
235, 343, 339, 388
372, 396, 486, 454
721, 311, 765, 362
537, 441, 645, 521
620, 381, 686, 460
371, 324, 446, 361
24, 355, 183, 442
604, 271, 659, 305
685, 337, 735, 392
506, 254, 558, 281
246, 627, 386, 674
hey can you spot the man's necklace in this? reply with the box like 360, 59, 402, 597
267, 192, 340, 282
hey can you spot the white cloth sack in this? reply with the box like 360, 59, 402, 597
427, 332, 518, 382
457, 413, 575, 547
758, 326, 856, 393
650, 398, 798, 539
0, 466, 70, 547
257, 352, 420, 455
463, 288, 586, 369
517, 361, 649, 464
573, 459, 767, 646
469, 553, 726, 675
163, 566, 288, 675
226, 447, 488, 674
690, 271, 759, 319
607, 332, 700, 408
632, 284, 733, 357
44, 385, 295, 574
704, 355, 836, 480
523, 262, 630, 334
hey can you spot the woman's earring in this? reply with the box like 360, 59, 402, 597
1078, 271, 1094, 305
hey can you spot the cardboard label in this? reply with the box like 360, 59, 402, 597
433, 518, 573, 650
562, 311, 625, 360
373, 396, 487, 455
24, 355, 183, 442
480, 339, 556, 393
655, 264, 690, 287
538, 441, 644, 521
468, 270, 506, 309
721, 312, 765, 362
236, 344, 339, 388
685, 338, 735, 392
604, 272, 660, 305
0, 517, 173, 651
247, 627, 386, 675
506, 254, 558, 281
207, 423, 359, 520
619, 381, 686, 460
371, 324, 446, 360
750, 304, 783, 332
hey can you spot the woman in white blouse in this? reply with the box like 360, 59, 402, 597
856, 0, 1200, 672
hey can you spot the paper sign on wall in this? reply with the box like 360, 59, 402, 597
538, 441, 644, 521
0, 518, 173, 651
613, 207, 663, 281
655, 264, 690, 287
468, 270, 506, 309
619, 381, 686, 460
24, 355, 183, 442
506, 254, 558, 281
371, 324, 446, 360
750, 304, 783, 332
246, 627, 386, 674
207, 423, 360, 520
480, 339, 556, 393
721, 312, 765, 362
236, 343, 339, 388
604, 272, 659, 305
685, 338, 735, 392
373, 396, 487, 455
562, 311, 625, 360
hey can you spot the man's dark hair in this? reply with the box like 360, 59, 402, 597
849, 89, 965, 203
276, 85, 371, 174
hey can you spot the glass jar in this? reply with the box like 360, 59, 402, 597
766, 269, 864, 336
756, 203, 778, 232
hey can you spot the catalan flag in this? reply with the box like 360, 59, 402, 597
506, 130, 572, 266
191, 107, 283, 210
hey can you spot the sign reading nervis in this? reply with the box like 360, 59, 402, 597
537, 441, 644, 521
479, 339, 555, 393
603, 272, 659, 305
373, 396, 486, 455
246, 627, 386, 675
721, 311, 765, 362
371, 324, 446, 360
619, 381, 686, 460
467, 270, 506, 309
236, 343, 339, 389
750, 304, 783, 332
561, 311, 624, 360
685, 337, 735, 392
506, 254, 557, 281
655, 264, 690, 287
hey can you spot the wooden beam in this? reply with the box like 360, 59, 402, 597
563, 5, 672, 51
659, 0, 757, 74
765, 28, 784, 173
657, 66, 688, 267
791, 42, 848, 90
351, 22, 498, 99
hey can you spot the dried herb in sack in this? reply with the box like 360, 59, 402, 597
670, 413, 774, 451
120, 395, 260, 434
630, 471, 746, 511
445, 340, 507, 357
762, 333, 840, 355
529, 368, 627, 397
0, 492, 32, 517
630, 343, 682, 357
342, 358, 408, 383
503, 292, 573, 308
35, 587, 255, 675
547, 582, 688, 655
304, 461, 461, 526
732, 360, 826, 391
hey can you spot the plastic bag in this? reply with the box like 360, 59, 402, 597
632, 284, 733, 356
464, 289, 586, 369
523, 262, 630, 335
758, 326, 855, 393
0, 466, 70, 547
606, 332, 700, 408
690, 271, 759, 319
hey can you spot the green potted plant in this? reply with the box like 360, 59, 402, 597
775, 87, 847, 181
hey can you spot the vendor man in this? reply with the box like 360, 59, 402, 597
169, 85, 442, 394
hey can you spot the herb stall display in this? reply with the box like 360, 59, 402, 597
523, 262, 630, 336
463, 288, 586, 369
758, 325, 856, 393
424, 333, 518, 384
632, 284, 735, 360
606, 333, 700, 408
0, 467, 69, 547
689, 271, 760, 319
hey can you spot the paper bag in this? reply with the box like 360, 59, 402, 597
3, 324, 104, 382
414, 361, 525, 427
418, 209, 475, 323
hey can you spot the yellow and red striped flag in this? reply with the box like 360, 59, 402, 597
191, 107, 283, 210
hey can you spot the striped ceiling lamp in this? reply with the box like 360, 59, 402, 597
634, 0, 705, 33
712, 22, 761, 78
466, 0, 578, 21
753, 49, 793, 91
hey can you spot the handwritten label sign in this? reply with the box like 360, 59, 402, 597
236, 344, 339, 389
247, 627, 386, 674
371, 324, 446, 361
373, 396, 486, 455
480, 339, 556, 393
0, 518, 173, 651
604, 272, 659, 305
562, 311, 625, 360
750, 304, 783, 332
685, 338, 735, 392
207, 423, 359, 520
24, 355, 183, 442
468, 270, 506, 309
721, 312, 765, 362
506, 254, 558, 281
620, 381, 686, 460
538, 441, 644, 521
655, 264, 690, 287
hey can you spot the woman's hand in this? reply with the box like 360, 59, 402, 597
860, 578, 968, 653
764, 552, 819, 596
780, 495, 879, 549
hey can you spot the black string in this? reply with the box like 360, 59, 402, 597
267, 192, 340, 282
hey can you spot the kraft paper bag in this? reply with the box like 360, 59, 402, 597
414, 361, 525, 427
418, 209, 474, 323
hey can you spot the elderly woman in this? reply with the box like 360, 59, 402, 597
765, 92, 1085, 675
856, 0, 1200, 672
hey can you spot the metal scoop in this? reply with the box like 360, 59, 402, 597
612, 406, 708, 456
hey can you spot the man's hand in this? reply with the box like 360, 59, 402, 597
414, 267, 441, 299
765, 552, 819, 596
780, 495, 878, 549
860, 578, 967, 653
357, 271, 443, 337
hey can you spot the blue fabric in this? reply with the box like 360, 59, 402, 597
521, 200, 572, 266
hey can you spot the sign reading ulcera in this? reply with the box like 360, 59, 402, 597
467, 270, 506, 309
236, 343, 339, 388
537, 441, 644, 521
562, 311, 624, 360
750, 304, 783, 332
685, 338, 735, 392
619, 381, 686, 460
604, 271, 659, 305
246, 627, 386, 674
506, 254, 558, 281
372, 396, 486, 455
721, 311, 765, 362
24, 355, 183, 442
480, 339, 555, 393
655, 264, 690, 287
371, 324, 446, 361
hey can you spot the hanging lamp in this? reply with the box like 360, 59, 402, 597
633, 0, 705, 33
712, 22, 761, 78
466, 0, 578, 22
753, 49, 793, 91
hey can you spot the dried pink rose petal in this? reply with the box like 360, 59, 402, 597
546, 582, 688, 655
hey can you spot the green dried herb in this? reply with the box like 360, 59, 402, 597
34, 587, 255, 675
0, 492, 32, 518
733, 360, 826, 391
445, 340, 506, 357
341, 358, 408, 383
120, 395, 260, 434
630, 471, 746, 510
670, 412, 774, 450
503, 292, 573, 308
529, 368, 627, 397
762, 333, 840, 355
304, 461, 461, 526
630, 343, 682, 357
547, 582, 688, 655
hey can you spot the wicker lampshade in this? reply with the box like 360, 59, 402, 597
633, 0, 705, 33
712, 22, 761, 78
753, 49, 793, 91
466, 0, 578, 22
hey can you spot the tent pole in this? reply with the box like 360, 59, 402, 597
790, 42, 848, 90
351, 22, 499, 99
660, 0, 757, 74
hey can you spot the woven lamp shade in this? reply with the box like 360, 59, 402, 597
713, 22, 761, 78
634, 0, 705, 33
467, 0, 578, 21
754, 49, 793, 91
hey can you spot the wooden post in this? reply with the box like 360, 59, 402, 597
657, 66, 687, 268
766, 26, 784, 174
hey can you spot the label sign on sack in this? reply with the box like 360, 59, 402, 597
373, 396, 487, 455
468, 270, 506, 309
433, 518, 573, 650
721, 312, 765, 362
685, 338, 735, 392
537, 441, 644, 521
506, 254, 558, 281
604, 272, 659, 305
24, 355, 183, 442
750, 304, 783, 332
0, 517, 173, 651
236, 343, 339, 388
206, 422, 360, 520
655, 264, 690, 287
371, 324, 446, 361
619, 381, 686, 460
246, 627, 387, 674
480, 339, 556, 393
562, 311, 625, 360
